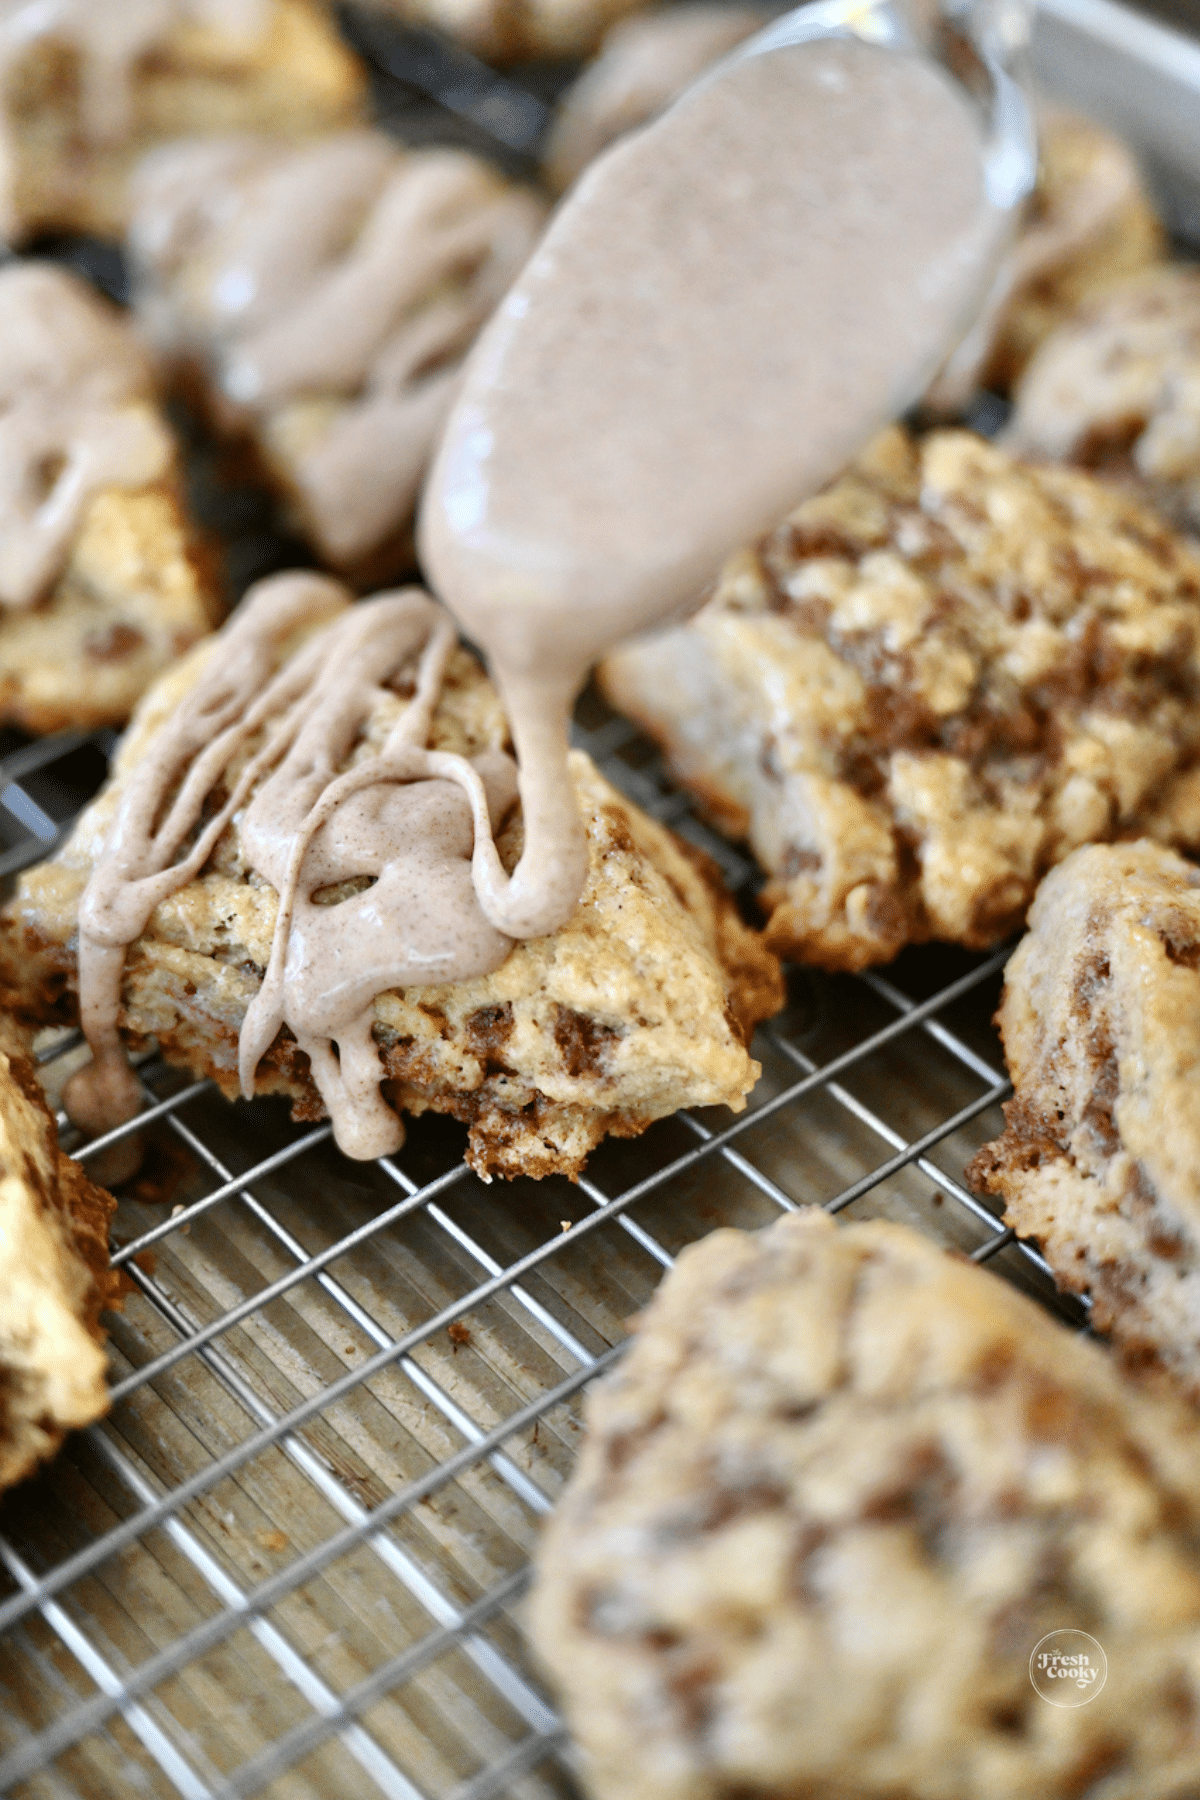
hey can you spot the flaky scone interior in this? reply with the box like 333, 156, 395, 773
2, 583, 782, 1181
530, 1209, 1200, 1800
0, 1014, 118, 1493
969, 839, 1200, 1402
1, 0, 365, 244
602, 427, 1200, 972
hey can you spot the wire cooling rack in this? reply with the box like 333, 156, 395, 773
0, 695, 1083, 1800
0, 8, 1102, 1797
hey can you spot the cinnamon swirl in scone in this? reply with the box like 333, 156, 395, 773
127, 130, 546, 588
1, 572, 782, 1181
600, 427, 1200, 972
969, 840, 1200, 1402
0, 261, 216, 736
1007, 265, 1200, 536
530, 1209, 1200, 1800
0, 0, 364, 245
0, 1013, 119, 1493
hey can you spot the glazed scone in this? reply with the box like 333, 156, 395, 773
601, 427, 1200, 972
529, 1209, 1200, 1800
0, 0, 364, 244
929, 108, 1165, 408
543, 5, 767, 193
360, 0, 650, 64
0, 1013, 119, 1492
128, 131, 546, 588
0, 262, 216, 735
1, 574, 782, 1181
969, 840, 1200, 1401
1007, 265, 1200, 535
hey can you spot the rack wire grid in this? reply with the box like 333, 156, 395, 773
0, 9, 1096, 1798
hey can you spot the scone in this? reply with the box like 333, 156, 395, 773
601, 427, 1200, 972
543, 5, 767, 193
529, 1209, 1200, 1800
0, 1013, 119, 1493
359, 0, 651, 65
128, 130, 546, 588
0, 0, 365, 244
1007, 265, 1200, 535
0, 261, 217, 736
929, 108, 1165, 408
969, 840, 1200, 1401
1, 571, 782, 1181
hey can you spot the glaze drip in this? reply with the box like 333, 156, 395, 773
0, 262, 172, 608
129, 132, 547, 567
66, 573, 524, 1159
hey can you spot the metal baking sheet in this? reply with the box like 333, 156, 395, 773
0, 4, 1184, 1794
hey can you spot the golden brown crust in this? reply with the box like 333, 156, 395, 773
3, 0, 365, 244
363, 0, 651, 64
530, 1209, 1200, 1800
602, 427, 1200, 972
968, 838, 1200, 1401
1, 628, 783, 1181
0, 1013, 117, 1492
0, 476, 221, 736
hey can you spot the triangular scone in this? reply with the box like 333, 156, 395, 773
2, 598, 783, 1181
969, 840, 1200, 1402
0, 264, 218, 735
0, 1015, 118, 1492
602, 428, 1200, 972
530, 1211, 1200, 1800
128, 131, 546, 589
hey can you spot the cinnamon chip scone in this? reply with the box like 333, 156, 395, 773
128, 130, 546, 588
1007, 265, 1200, 535
529, 1209, 1200, 1800
969, 839, 1200, 1402
543, 5, 766, 193
0, 261, 217, 735
929, 108, 1164, 408
1, 573, 781, 1181
0, 1014, 119, 1492
601, 427, 1200, 972
0, 0, 365, 245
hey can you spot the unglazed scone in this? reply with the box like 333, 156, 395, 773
600, 427, 1200, 972
969, 840, 1200, 1401
928, 109, 1164, 409
128, 131, 546, 588
1007, 265, 1200, 535
0, 262, 216, 735
0, 1013, 119, 1492
1, 575, 782, 1182
0, 0, 364, 244
543, 5, 766, 193
529, 1209, 1200, 1800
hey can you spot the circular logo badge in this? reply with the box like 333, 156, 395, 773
1029, 1630, 1107, 1706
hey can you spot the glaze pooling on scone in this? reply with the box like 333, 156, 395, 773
422, 35, 1002, 944
0, 263, 172, 610
66, 573, 524, 1158
129, 131, 547, 571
